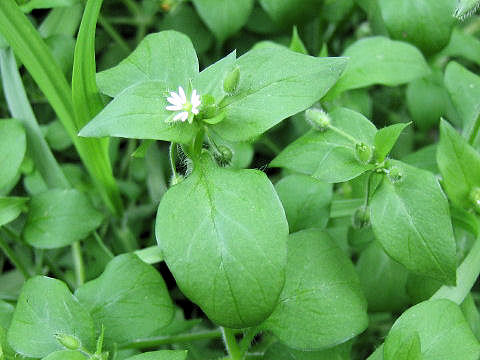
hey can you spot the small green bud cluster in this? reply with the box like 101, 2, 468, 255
223, 67, 240, 95
352, 205, 371, 229
55, 333, 81, 351
198, 94, 217, 120
387, 165, 404, 184
213, 144, 233, 166
469, 187, 480, 213
305, 108, 331, 131
355, 142, 374, 164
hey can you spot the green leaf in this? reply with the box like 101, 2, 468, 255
7, 276, 95, 358
262, 229, 368, 350
0, 0, 122, 215
0, 196, 28, 226
125, 350, 187, 360
72, 0, 105, 129
212, 48, 347, 141
289, 26, 308, 54
193, 51, 236, 102
0, 119, 26, 193
79, 81, 200, 144
332, 37, 430, 95
378, 0, 457, 55
0, 300, 14, 329
356, 242, 409, 312
402, 145, 438, 173
259, 0, 323, 25
42, 350, 88, 360
96, 31, 198, 98
437, 119, 480, 210
75, 253, 174, 346
374, 122, 410, 162
159, 3, 213, 54
156, 154, 288, 328
264, 341, 351, 360
271, 107, 377, 183
384, 332, 422, 360
444, 62, 480, 142
406, 73, 451, 131
191, 0, 253, 42
23, 189, 103, 249
442, 28, 480, 66
384, 299, 480, 360
370, 160, 457, 284
275, 174, 332, 232
20, 0, 78, 13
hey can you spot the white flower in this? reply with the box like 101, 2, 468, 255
166, 86, 201, 123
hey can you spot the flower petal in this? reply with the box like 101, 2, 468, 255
166, 105, 183, 111
169, 91, 182, 103
173, 111, 189, 122
178, 86, 187, 103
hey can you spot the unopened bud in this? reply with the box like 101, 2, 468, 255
469, 187, 480, 212
223, 67, 240, 95
352, 206, 371, 229
387, 165, 404, 184
355, 142, 373, 164
198, 94, 217, 120
305, 108, 330, 131
55, 334, 80, 350
214, 144, 233, 166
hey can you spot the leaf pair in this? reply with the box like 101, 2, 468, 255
7, 254, 175, 358
80, 30, 347, 144
273, 107, 457, 285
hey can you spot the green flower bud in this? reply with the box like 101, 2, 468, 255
214, 144, 233, 166
55, 334, 81, 350
355, 142, 373, 164
469, 187, 480, 212
223, 67, 240, 95
352, 205, 371, 229
198, 94, 217, 119
387, 165, 404, 184
305, 108, 330, 131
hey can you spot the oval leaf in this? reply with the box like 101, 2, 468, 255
24, 189, 103, 249
156, 154, 288, 328
333, 37, 430, 94
271, 107, 377, 183
384, 300, 480, 360
192, 0, 253, 42
262, 229, 368, 350
213, 48, 347, 141
370, 160, 457, 284
7, 276, 95, 358
96, 31, 198, 98
75, 254, 175, 347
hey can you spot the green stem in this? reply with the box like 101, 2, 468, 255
239, 328, 259, 355
327, 124, 358, 144
0, 233, 31, 279
71, 241, 85, 287
98, 14, 131, 55
169, 142, 179, 180
222, 327, 242, 360
93, 231, 114, 259
119, 329, 236, 349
